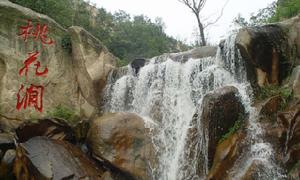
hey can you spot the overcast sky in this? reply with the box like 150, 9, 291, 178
88, 0, 275, 44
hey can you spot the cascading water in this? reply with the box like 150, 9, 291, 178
103, 34, 285, 179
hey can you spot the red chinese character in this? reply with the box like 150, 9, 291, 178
31, 23, 54, 45
19, 51, 48, 80
18, 19, 33, 42
16, 84, 44, 112
18, 19, 54, 45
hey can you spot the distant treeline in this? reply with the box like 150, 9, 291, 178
10, 0, 190, 66
235, 0, 300, 27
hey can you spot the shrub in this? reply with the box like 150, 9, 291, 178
47, 105, 79, 124
256, 85, 293, 109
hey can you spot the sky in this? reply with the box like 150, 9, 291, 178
88, 0, 276, 45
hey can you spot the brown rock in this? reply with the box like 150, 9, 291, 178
13, 136, 104, 180
207, 131, 246, 180
87, 112, 156, 180
277, 101, 300, 167
200, 86, 245, 169
260, 95, 283, 116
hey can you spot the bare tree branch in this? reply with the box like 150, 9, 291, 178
203, 0, 230, 29
178, 0, 228, 46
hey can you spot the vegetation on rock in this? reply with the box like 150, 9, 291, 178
47, 105, 79, 125
256, 85, 292, 109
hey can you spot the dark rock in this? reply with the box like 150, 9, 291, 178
74, 120, 90, 143
13, 136, 104, 179
236, 25, 291, 87
15, 118, 75, 143
0, 149, 16, 179
288, 161, 300, 180
87, 112, 156, 180
199, 86, 245, 169
130, 58, 145, 74
0, 133, 15, 150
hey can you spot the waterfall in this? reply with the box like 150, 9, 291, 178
103, 34, 285, 179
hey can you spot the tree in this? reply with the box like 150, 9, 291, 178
178, 0, 228, 46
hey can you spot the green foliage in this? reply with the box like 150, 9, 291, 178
10, 0, 74, 27
234, 0, 300, 27
61, 35, 72, 54
117, 59, 129, 67
219, 118, 242, 143
47, 105, 79, 124
10, 0, 189, 64
271, 0, 300, 22
256, 85, 292, 100
234, 2, 277, 27
256, 85, 293, 110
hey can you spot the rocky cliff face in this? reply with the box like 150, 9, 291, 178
235, 16, 300, 88
0, 0, 116, 130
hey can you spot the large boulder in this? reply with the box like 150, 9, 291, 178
199, 86, 245, 170
236, 25, 291, 87
68, 26, 117, 118
0, 1, 117, 129
13, 136, 104, 179
87, 112, 156, 180
184, 86, 245, 177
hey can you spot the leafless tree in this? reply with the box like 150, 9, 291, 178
178, 0, 229, 46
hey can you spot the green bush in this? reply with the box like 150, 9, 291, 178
61, 35, 72, 54
117, 59, 129, 67
256, 85, 292, 108
47, 105, 79, 124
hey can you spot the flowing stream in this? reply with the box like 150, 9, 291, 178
103, 34, 285, 179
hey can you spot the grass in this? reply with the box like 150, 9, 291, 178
47, 105, 79, 125
117, 59, 130, 67
256, 85, 293, 110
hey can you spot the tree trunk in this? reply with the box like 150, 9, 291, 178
196, 16, 206, 46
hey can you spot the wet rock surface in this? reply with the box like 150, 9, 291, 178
200, 86, 245, 169
207, 130, 246, 180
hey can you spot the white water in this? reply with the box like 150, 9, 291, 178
103, 34, 285, 179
